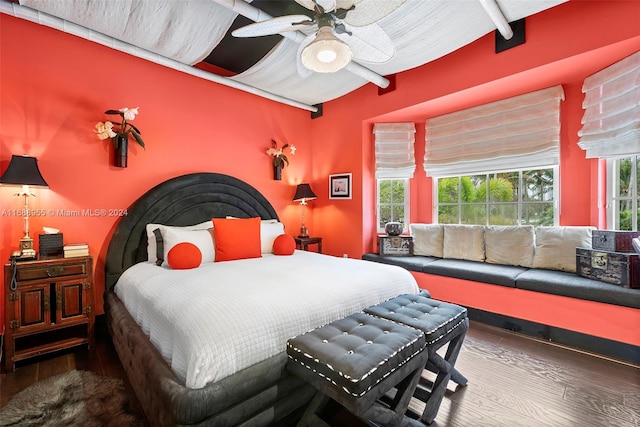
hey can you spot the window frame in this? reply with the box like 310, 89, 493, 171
433, 167, 559, 226
607, 156, 639, 231
376, 178, 410, 233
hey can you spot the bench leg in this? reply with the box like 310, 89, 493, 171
361, 365, 427, 427
296, 391, 331, 427
297, 362, 429, 427
425, 360, 468, 386
415, 318, 469, 425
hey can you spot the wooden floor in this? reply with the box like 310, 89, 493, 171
1, 320, 638, 426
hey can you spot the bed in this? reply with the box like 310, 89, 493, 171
104, 172, 419, 426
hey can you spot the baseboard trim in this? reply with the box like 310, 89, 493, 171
466, 307, 640, 365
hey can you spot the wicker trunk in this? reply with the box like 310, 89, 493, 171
576, 247, 640, 288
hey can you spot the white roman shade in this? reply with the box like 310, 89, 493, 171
373, 122, 416, 179
578, 51, 640, 159
423, 85, 565, 177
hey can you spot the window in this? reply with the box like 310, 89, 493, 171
608, 156, 640, 231
435, 168, 557, 226
578, 52, 639, 159
377, 179, 408, 231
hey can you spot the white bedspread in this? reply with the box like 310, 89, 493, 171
114, 251, 418, 389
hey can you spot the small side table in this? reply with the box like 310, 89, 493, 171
4, 256, 95, 372
295, 236, 322, 253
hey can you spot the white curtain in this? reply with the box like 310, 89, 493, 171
423, 85, 565, 177
373, 122, 416, 179
578, 51, 640, 159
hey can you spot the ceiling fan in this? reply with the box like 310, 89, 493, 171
231, 0, 406, 75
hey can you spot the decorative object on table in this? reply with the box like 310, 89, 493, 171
329, 173, 352, 199
95, 107, 145, 168
0, 155, 49, 260
384, 221, 404, 236
292, 183, 317, 237
64, 243, 90, 258
39, 230, 64, 257
0, 370, 144, 426
378, 235, 413, 256
266, 139, 296, 180
592, 230, 640, 253
576, 247, 640, 288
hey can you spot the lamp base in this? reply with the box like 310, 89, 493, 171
298, 225, 309, 238
19, 235, 37, 259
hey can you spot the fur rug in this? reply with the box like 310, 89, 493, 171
0, 370, 144, 426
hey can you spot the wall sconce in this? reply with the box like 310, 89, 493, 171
292, 183, 317, 238
0, 155, 49, 259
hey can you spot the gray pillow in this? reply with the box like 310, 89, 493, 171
533, 226, 594, 272
410, 224, 444, 258
485, 225, 534, 268
443, 225, 485, 262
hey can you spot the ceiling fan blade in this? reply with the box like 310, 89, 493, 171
296, 34, 315, 77
344, 0, 406, 27
232, 15, 313, 38
295, 0, 336, 12
336, 0, 362, 11
296, 0, 363, 14
338, 24, 395, 64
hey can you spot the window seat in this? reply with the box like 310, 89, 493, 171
361, 252, 640, 364
362, 253, 640, 309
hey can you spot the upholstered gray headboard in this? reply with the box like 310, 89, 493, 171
104, 172, 279, 292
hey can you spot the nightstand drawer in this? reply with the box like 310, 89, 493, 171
16, 259, 89, 281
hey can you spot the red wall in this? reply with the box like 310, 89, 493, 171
0, 14, 314, 320
1, 1, 639, 330
309, 0, 640, 257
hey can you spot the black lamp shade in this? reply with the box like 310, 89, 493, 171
293, 183, 317, 202
0, 155, 48, 187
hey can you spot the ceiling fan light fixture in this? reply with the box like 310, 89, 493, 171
301, 27, 352, 73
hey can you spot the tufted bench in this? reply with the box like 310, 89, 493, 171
287, 312, 429, 426
364, 294, 469, 424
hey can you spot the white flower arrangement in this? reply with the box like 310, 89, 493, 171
95, 107, 145, 148
267, 139, 296, 168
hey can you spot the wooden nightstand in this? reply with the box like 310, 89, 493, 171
295, 237, 323, 253
3, 256, 95, 372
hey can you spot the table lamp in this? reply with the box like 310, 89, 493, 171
293, 183, 317, 238
0, 155, 49, 259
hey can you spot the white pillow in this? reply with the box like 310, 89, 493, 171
532, 226, 594, 272
261, 221, 285, 254
158, 227, 215, 267
410, 224, 444, 258
227, 216, 278, 225
443, 225, 485, 262
485, 225, 534, 268
146, 220, 212, 263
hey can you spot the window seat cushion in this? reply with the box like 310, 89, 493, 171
422, 259, 527, 288
361, 254, 438, 272
515, 269, 640, 309
361, 254, 640, 309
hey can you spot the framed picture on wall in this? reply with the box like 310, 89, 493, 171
329, 173, 352, 200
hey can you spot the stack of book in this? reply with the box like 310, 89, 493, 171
64, 243, 89, 258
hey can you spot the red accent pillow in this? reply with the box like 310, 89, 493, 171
273, 234, 296, 255
213, 217, 262, 262
167, 242, 202, 269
